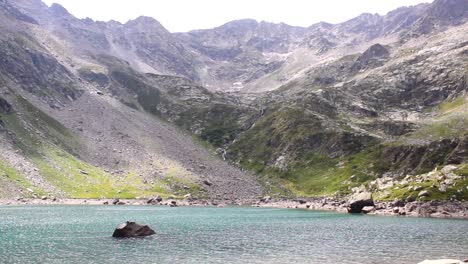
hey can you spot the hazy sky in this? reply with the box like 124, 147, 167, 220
42, 0, 433, 32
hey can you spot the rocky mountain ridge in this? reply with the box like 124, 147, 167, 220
9, 0, 468, 92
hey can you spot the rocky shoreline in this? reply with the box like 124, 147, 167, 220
255, 197, 468, 219
1, 196, 467, 219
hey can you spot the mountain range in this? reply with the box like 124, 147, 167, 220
0, 0, 466, 202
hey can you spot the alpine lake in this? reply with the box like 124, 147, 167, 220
0, 205, 467, 264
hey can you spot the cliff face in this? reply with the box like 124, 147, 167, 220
0, 0, 466, 201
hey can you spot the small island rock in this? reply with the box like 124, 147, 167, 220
112, 221, 155, 238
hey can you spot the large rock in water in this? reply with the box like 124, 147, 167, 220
112, 221, 155, 238
347, 192, 374, 213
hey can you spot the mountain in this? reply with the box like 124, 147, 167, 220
0, 0, 262, 200
0, 0, 466, 202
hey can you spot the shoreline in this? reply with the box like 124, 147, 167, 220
1, 197, 467, 220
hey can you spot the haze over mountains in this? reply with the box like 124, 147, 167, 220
0, 0, 466, 201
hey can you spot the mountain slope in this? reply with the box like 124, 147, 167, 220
0, 0, 466, 202
0, 1, 263, 200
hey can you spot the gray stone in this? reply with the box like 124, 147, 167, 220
439, 184, 447, 193
347, 192, 374, 213
441, 165, 458, 175
361, 206, 375, 214
418, 190, 430, 197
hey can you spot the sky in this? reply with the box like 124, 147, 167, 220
42, 0, 433, 32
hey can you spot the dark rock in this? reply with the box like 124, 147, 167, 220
112, 198, 120, 205
296, 199, 307, 204
352, 44, 389, 71
203, 180, 213, 186
146, 196, 162, 205
79, 69, 110, 87
0, 97, 12, 113
347, 192, 374, 213
392, 199, 405, 207
260, 196, 271, 203
112, 221, 155, 238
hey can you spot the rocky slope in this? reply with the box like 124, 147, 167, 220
0, 0, 466, 202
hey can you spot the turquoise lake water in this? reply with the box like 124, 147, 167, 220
0, 205, 467, 264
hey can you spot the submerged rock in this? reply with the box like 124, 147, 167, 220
112, 221, 155, 238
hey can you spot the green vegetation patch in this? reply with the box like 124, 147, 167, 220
437, 96, 466, 114
281, 147, 390, 197
176, 103, 249, 147
33, 148, 176, 199
454, 163, 468, 177
0, 159, 44, 197
405, 116, 467, 141
229, 107, 325, 170
225, 106, 388, 197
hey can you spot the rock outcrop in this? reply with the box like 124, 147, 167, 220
112, 221, 155, 238
0, 97, 12, 113
347, 192, 375, 213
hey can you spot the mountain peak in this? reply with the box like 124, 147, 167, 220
49, 3, 70, 17
219, 19, 259, 29
125, 16, 165, 28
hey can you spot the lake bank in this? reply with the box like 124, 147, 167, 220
1, 197, 467, 219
